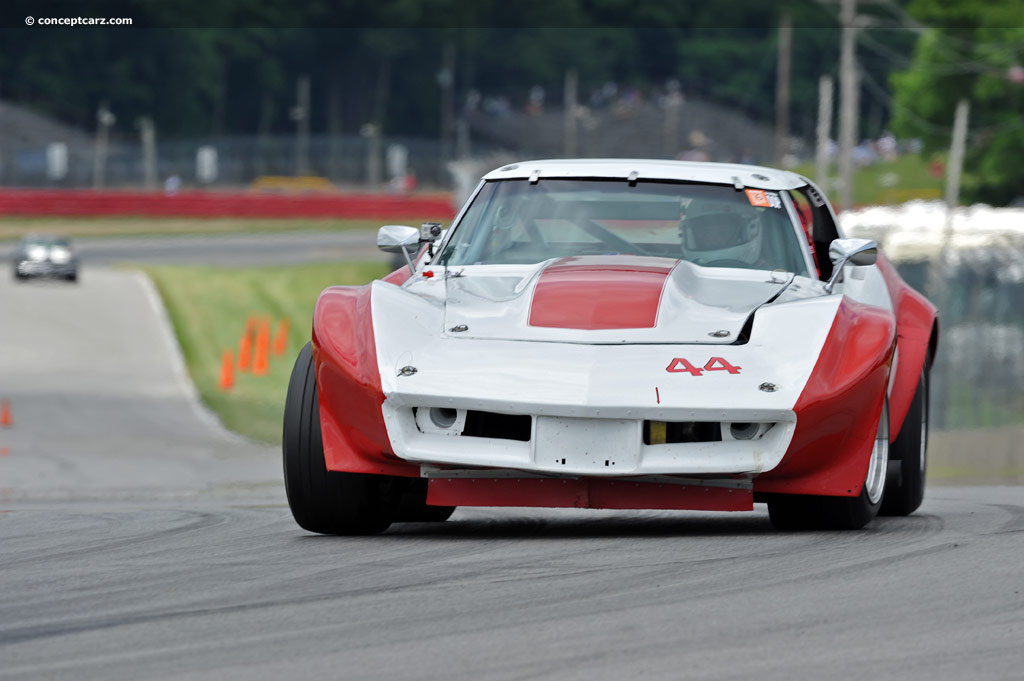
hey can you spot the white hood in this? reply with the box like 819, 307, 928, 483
433, 256, 793, 345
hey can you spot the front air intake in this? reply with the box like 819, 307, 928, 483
462, 411, 532, 442
644, 421, 723, 444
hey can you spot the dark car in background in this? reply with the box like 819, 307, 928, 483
12, 234, 79, 282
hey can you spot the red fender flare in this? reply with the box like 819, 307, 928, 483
754, 297, 895, 497
312, 284, 420, 478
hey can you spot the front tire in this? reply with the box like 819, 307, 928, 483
768, 400, 889, 531
880, 363, 929, 516
282, 341, 396, 535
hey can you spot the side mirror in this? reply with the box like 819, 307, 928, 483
825, 238, 878, 293
377, 224, 420, 254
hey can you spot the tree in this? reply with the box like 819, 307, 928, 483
891, 1, 1024, 205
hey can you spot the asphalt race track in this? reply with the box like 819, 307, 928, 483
1, 267, 1022, 681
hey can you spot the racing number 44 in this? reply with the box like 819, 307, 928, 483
666, 357, 742, 376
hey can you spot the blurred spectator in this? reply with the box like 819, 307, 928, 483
679, 129, 711, 161
483, 96, 510, 116
679, 148, 710, 162
852, 141, 878, 167
526, 86, 545, 116
164, 174, 181, 195
877, 131, 897, 161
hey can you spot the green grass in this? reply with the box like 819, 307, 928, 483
943, 383, 1024, 430
143, 261, 391, 443
791, 153, 945, 207
0, 217, 449, 242
929, 466, 1024, 482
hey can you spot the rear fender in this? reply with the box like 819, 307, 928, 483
876, 253, 938, 439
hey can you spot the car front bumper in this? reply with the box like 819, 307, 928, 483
15, 260, 77, 278
382, 401, 797, 478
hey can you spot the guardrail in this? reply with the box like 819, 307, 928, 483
0, 189, 455, 219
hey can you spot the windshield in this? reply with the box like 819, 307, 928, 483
437, 179, 809, 275
21, 236, 70, 248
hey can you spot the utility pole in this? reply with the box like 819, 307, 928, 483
439, 43, 455, 162
361, 123, 382, 188
291, 75, 311, 176
815, 75, 834, 186
137, 116, 157, 190
663, 78, 683, 158
926, 98, 970, 343
327, 73, 342, 181
256, 94, 273, 177
775, 8, 793, 165
944, 99, 970, 236
455, 119, 471, 160
838, 0, 859, 211
93, 101, 115, 189
563, 68, 578, 158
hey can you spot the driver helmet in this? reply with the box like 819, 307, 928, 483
678, 198, 762, 266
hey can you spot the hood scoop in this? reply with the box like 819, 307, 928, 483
528, 257, 676, 330
442, 256, 791, 344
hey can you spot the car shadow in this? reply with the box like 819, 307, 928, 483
380, 510, 778, 539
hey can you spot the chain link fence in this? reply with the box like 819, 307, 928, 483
843, 202, 1024, 433
0, 134, 476, 190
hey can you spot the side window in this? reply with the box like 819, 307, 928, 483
791, 185, 841, 281
790, 191, 820, 277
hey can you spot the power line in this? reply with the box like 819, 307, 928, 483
859, 67, 1019, 140
858, 30, 1009, 77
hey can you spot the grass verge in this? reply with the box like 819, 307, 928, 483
143, 261, 391, 443
792, 153, 944, 207
0, 217, 449, 242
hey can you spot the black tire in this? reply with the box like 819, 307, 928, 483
282, 341, 396, 535
767, 487, 880, 531
66, 272, 78, 283
880, 363, 929, 516
768, 401, 889, 531
394, 478, 456, 523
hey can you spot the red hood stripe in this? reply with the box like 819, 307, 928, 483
528, 256, 677, 330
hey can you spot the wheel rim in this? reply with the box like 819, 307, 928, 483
865, 402, 889, 505
919, 372, 928, 474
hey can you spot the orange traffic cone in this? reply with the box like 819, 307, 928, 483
0, 399, 11, 428
273, 318, 290, 356
238, 333, 253, 371
219, 350, 234, 390
253, 320, 270, 376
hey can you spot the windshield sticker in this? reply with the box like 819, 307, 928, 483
745, 189, 782, 209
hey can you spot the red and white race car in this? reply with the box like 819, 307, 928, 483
283, 159, 937, 534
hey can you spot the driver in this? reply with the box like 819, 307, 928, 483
677, 199, 764, 267
483, 197, 524, 260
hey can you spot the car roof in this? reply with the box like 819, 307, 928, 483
481, 159, 809, 191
